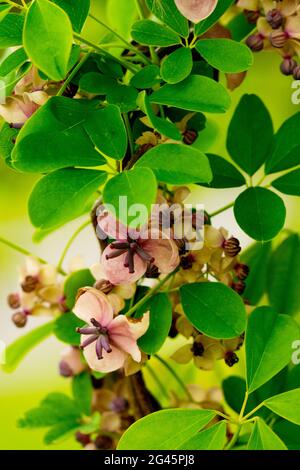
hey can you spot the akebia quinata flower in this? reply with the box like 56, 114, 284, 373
174, 0, 218, 23
74, 288, 149, 373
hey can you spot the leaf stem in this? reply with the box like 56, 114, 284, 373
242, 401, 265, 422
154, 354, 194, 402
6, 0, 23, 10
73, 32, 138, 73
123, 113, 134, 158
88, 13, 151, 65
225, 391, 249, 450
210, 201, 235, 218
125, 270, 177, 317
57, 51, 92, 97
0, 236, 66, 275
135, 0, 146, 19
57, 219, 91, 272
146, 363, 169, 400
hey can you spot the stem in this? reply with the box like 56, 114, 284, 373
89, 13, 151, 65
154, 354, 194, 402
135, 0, 145, 19
242, 401, 265, 422
123, 113, 134, 158
57, 220, 91, 271
0, 236, 66, 276
57, 51, 91, 97
6, 0, 23, 10
73, 32, 138, 73
225, 391, 249, 450
146, 363, 169, 400
210, 201, 235, 218
125, 270, 177, 317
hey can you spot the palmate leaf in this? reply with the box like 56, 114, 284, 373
248, 418, 287, 450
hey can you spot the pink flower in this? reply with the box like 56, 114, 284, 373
174, 0, 218, 23
73, 288, 149, 373
98, 207, 179, 285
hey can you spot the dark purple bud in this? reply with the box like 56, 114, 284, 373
244, 9, 260, 24
266, 9, 283, 29
95, 434, 114, 450
223, 237, 241, 258
12, 311, 27, 328
280, 58, 297, 75
21, 275, 39, 293
270, 31, 288, 48
110, 396, 128, 413
293, 65, 300, 80
180, 254, 195, 270
225, 351, 239, 367
183, 129, 198, 145
191, 341, 204, 357
231, 280, 246, 296
234, 263, 250, 281
246, 34, 264, 52
7, 292, 21, 309
75, 431, 91, 446
59, 360, 74, 377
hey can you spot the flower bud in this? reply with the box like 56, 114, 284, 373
21, 275, 38, 293
231, 280, 246, 295
280, 58, 297, 76
12, 311, 27, 328
59, 346, 85, 377
173, 186, 191, 204
191, 341, 205, 357
234, 263, 250, 281
183, 129, 198, 145
244, 9, 260, 24
246, 34, 264, 52
75, 431, 91, 446
225, 351, 239, 367
266, 9, 283, 29
95, 434, 114, 450
7, 293, 21, 309
223, 237, 241, 257
270, 31, 288, 48
293, 65, 300, 80
94, 279, 114, 294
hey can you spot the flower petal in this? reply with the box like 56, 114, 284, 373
128, 311, 150, 340
286, 15, 300, 39
82, 340, 126, 373
73, 289, 114, 326
174, 0, 218, 23
143, 233, 179, 274
109, 315, 143, 362
97, 205, 128, 240
101, 245, 147, 285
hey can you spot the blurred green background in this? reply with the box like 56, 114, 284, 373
1, 0, 300, 450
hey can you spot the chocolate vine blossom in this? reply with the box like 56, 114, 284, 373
97, 207, 179, 285
74, 288, 149, 373
174, 0, 218, 23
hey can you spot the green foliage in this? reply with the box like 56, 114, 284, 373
53, 0, 90, 33
161, 47, 193, 84
146, 0, 189, 37
72, 372, 92, 416
106, 83, 139, 113
0, 47, 28, 76
150, 75, 231, 113
2, 321, 54, 373
0, 13, 24, 47
247, 418, 287, 450
234, 188, 286, 241
54, 313, 84, 346
241, 241, 272, 305
199, 154, 246, 188
135, 143, 212, 184
117, 409, 216, 450
131, 20, 181, 47
64, 269, 96, 310
140, 92, 181, 140
130, 65, 161, 89
195, 0, 235, 35
196, 39, 253, 73
23, 0, 73, 81
265, 389, 300, 425
179, 422, 227, 450
28, 169, 107, 231
180, 282, 246, 339
272, 168, 300, 196
79, 72, 117, 94
227, 94, 274, 176
245, 306, 300, 393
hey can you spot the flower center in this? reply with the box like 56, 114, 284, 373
105, 238, 154, 274
77, 318, 112, 360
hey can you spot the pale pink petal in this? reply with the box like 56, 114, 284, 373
82, 340, 126, 373
109, 315, 143, 362
280, 0, 298, 16
24, 90, 48, 106
174, 0, 218, 23
101, 245, 147, 285
90, 262, 107, 281
97, 206, 128, 240
0, 97, 27, 125
143, 232, 179, 274
128, 312, 150, 340
237, 0, 259, 10
73, 289, 114, 326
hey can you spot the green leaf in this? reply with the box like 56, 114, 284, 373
141, 92, 181, 140
246, 306, 300, 393
135, 143, 212, 184
28, 169, 106, 231
241, 242, 272, 305
84, 105, 128, 160
54, 313, 84, 346
12, 97, 106, 173
72, 372, 92, 416
0, 4, 12, 22
180, 282, 246, 339
179, 421, 227, 450
227, 12, 256, 42
146, 0, 189, 37
103, 167, 157, 228
2, 321, 54, 373
130, 65, 161, 89
79, 72, 117, 94
0, 47, 28, 76
78, 412, 101, 434
150, 75, 231, 114
234, 187, 286, 242
267, 234, 300, 316
0, 13, 24, 47
64, 269, 96, 310
196, 39, 253, 73
266, 112, 300, 174
223, 376, 257, 415
272, 168, 300, 196
106, 83, 138, 113
137, 293, 172, 355
248, 418, 287, 450
161, 47, 193, 84
265, 390, 300, 425
195, 0, 234, 35
18, 392, 81, 428
131, 20, 181, 47
53, 0, 90, 32
227, 94, 274, 176
117, 409, 216, 450
44, 420, 80, 445
199, 154, 246, 188
23, 0, 73, 81
0, 122, 18, 165
274, 420, 300, 450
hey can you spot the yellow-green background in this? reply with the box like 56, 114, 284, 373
0, 0, 300, 450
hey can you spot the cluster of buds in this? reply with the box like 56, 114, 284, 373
238, 0, 300, 78
7, 257, 66, 327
